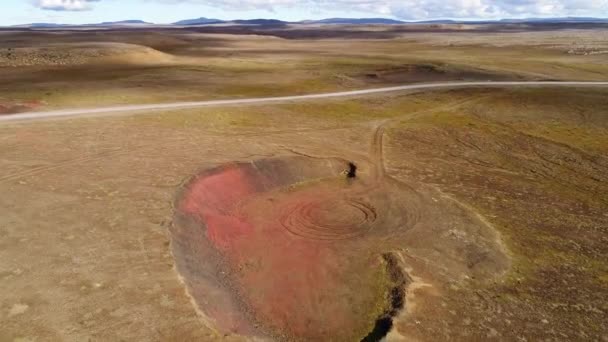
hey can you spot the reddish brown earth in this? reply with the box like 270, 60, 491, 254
0, 100, 44, 115
171, 124, 510, 340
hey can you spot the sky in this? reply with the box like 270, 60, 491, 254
1, 0, 607, 26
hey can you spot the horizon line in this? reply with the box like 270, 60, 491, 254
5, 16, 608, 27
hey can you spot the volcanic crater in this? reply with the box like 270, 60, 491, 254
171, 127, 510, 341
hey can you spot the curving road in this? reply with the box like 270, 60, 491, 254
2, 81, 608, 123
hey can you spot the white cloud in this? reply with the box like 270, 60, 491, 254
33, 0, 608, 18
169, 0, 608, 18
35, 0, 100, 11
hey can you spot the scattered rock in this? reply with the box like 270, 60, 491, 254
9, 303, 29, 317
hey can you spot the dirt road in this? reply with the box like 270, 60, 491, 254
2, 81, 608, 122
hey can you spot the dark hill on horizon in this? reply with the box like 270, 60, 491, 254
8, 16, 608, 28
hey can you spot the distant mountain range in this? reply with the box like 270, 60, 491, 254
415, 17, 608, 24
19, 23, 69, 28
498, 17, 608, 23
98, 20, 152, 25
300, 18, 406, 25
9, 17, 608, 28
12, 20, 153, 28
170, 16, 608, 26
172, 17, 224, 25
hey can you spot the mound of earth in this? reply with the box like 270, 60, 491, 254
0, 43, 173, 67
171, 150, 510, 340
358, 63, 523, 84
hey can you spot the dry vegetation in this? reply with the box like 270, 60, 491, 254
0, 24, 607, 341
1, 24, 608, 111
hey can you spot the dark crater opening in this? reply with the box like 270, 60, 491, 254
361, 253, 408, 342
347, 162, 358, 178
361, 317, 393, 342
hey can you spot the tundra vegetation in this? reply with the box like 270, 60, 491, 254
1, 23, 607, 341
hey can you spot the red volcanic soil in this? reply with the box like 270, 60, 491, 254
171, 156, 509, 340
0, 100, 44, 115
172, 157, 402, 340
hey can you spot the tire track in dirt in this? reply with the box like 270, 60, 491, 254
0, 148, 132, 184
370, 122, 388, 182
200, 124, 362, 138
369, 94, 494, 184
0, 123, 362, 185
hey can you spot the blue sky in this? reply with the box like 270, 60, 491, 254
2, 0, 607, 26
